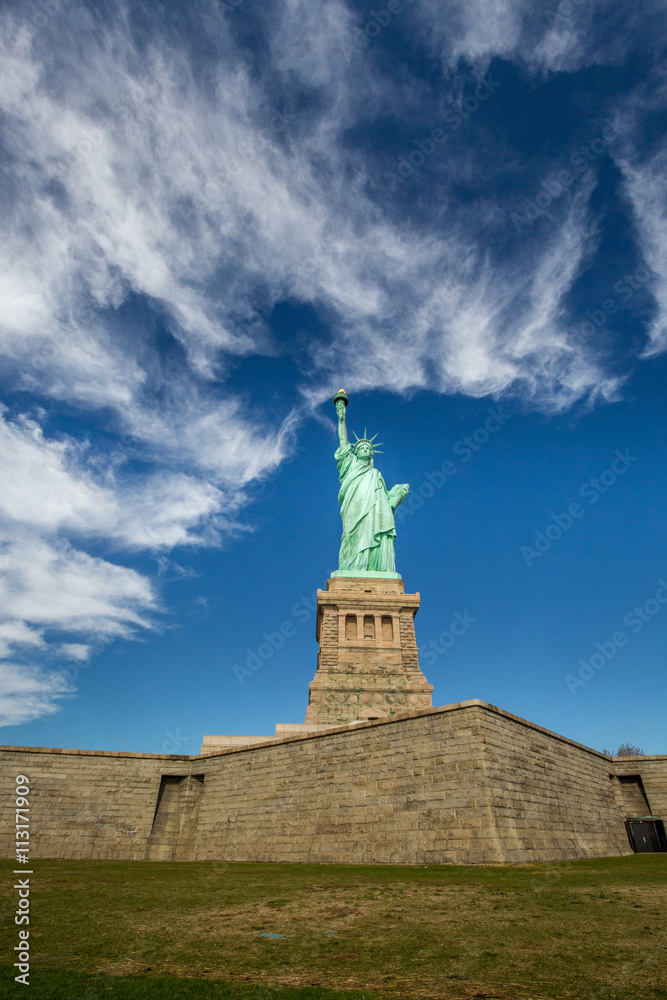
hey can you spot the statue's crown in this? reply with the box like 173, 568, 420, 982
352, 428, 383, 454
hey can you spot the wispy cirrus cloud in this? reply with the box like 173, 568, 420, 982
607, 73, 667, 358
413, 0, 667, 74
0, 0, 629, 416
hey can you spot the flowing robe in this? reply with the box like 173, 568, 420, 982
335, 443, 408, 572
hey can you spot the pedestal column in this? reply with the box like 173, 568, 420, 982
304, 575, 434, 727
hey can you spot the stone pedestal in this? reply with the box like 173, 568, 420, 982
303, 575, 433, 727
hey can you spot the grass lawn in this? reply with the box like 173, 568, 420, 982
1, 856, 666, 999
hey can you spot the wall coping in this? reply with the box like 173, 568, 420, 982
612, 755, 667, 763
1, 699, 664, 762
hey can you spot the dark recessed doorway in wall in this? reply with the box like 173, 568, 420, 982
626, 818, 667, 853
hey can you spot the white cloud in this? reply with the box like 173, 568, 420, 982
0, 661, 74, 729
59, 643, 92, 662
0, 533, 156, 634
0, 532, 157, 727
0, 621, 45, 660
613, 148, 667, 357
413, 0, 665, 75
0, 409, 239, 548
594, 69, 667, 357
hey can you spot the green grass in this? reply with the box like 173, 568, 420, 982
0, 967, 383, 999
1, 856, 666, 999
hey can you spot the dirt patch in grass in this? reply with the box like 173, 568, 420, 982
0, 856, 666, 999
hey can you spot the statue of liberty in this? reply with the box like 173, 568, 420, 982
333, 390, 410, 575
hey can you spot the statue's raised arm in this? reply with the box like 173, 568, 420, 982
331, 390, 409, 577
335, 392, 349, 450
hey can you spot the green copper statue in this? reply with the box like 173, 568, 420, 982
333, 390, 410, 574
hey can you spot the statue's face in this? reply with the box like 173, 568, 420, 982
355, 441, 372, 459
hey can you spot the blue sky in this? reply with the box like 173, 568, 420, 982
0, 0, 665, 755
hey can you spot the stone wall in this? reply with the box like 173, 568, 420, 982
476, 705, 633, 862
0, 747, 202, 861
191, 702, 638, 864
193, 702, 491, 864
1, 701, 665, 865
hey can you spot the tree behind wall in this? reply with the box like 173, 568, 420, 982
602, 743, 645, 757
